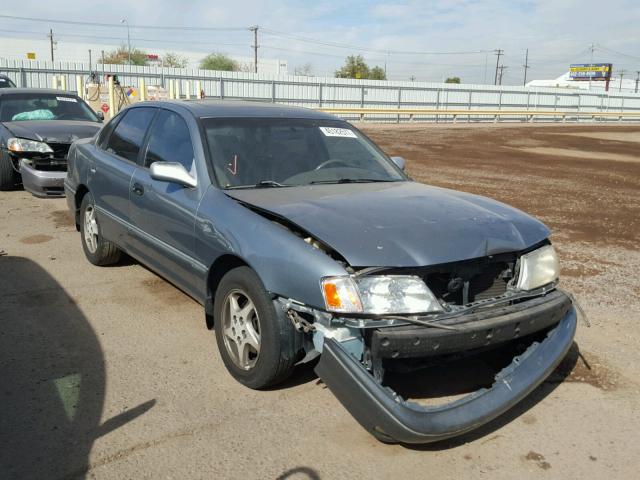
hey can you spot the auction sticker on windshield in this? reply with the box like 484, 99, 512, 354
319, 126, 358, 138
56, 96, 78, 102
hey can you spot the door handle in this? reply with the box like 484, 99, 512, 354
132, 183, 144, 196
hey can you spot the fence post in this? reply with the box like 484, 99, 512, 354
467, 90, 472, 123
220, 77, 224, 99
435, 89, 440, 123
139, 77, 146, 101
108, 75, 115, 116
397, 88, 402, 124
318, 83, 323, 108
19, 67, 26, 87
360, 85, 365, 108
174, 79, 180, 99
75, 75, 83, 98
272, 81, 276, 103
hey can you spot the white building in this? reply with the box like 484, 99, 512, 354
0, 36, 288, 76
527, 72, 638, 94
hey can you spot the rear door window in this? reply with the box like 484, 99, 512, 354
106, 108, 156, 163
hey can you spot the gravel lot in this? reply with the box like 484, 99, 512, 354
1, 123, 639, 479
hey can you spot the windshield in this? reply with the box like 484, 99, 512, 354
0, 76, 16, 88
203, 117, 406, 188
0, 93, 99, 122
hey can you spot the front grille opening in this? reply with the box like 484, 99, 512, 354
48, 143, 71, 159
424, 257, 515, 306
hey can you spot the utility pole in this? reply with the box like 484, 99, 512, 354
618, 69, 626, 91
523, 48, 530, 86
635, 71, 639, 94
48, 29, 55, 62
409, 75, 416, 82
121, 18, 131, 64
498, 65, 508, 85
494, 49, 503, 85
384, 51, 390, 77
249, 26, 259, 73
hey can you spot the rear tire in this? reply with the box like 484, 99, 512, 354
80, 192, 121, 266
214, 266, 302, 389
0, 152, 19, 191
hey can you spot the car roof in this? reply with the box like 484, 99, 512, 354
136, 99, 338, 120
0, 88, 79, 97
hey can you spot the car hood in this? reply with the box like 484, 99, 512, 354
2, 120, 100, 143
226, 181, 551, 268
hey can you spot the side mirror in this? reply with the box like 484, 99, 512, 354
95, 110, 105, 121
390, 156, 406, 171
150, 162, 197, 188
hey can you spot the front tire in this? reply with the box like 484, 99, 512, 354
214, 266, 301, 389
0, 151, 19, 191
80, 192, 121, 266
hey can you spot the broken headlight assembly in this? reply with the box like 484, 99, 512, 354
516, 244, 560, 291
7, 137, 53, 154
321, 275, 443, 315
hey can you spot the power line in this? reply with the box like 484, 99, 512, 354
595, 44, 640, 61
0, 14, 248, 31
261, 27, 490, 56
0, 28, 249, 48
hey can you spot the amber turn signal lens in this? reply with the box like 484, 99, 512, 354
323, 282, 342, 309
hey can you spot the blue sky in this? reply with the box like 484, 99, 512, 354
1, 0, 639, 83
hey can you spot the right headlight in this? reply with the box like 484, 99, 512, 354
321, 275, 443, 315
516, 244, 560, 291
7, 137, 53, 154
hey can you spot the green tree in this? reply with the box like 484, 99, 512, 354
445, 77, 461, 84
369, 66, 387, 80
103, 45, 149, 66
335, 55, 387, 80
200, 53, 239, 71
163, 52, 188, 68
335, 55, 370, 79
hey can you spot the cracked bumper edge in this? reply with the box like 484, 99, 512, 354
19, 160, 66, 197
315, 306, 577, 444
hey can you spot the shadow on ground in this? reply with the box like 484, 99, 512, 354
0, 256, 154, 479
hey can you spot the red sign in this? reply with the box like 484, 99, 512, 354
147, 54, 159, 60
101, 103, 109, 113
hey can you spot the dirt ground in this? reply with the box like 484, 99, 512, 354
1, 123, 639, 479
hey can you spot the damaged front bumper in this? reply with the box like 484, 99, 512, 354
309, 292, 576, 444
19, 159, 66, 197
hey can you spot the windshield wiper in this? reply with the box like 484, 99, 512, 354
226, 180, 291, 190
309, 178, 398, 185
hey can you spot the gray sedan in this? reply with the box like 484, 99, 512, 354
65, 100, 576, 444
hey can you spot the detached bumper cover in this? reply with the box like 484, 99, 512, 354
315, 305, 577, 444
19, 160, 66, 197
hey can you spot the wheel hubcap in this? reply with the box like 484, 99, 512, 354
83, 205, 99, 254
222, 289, 261, 370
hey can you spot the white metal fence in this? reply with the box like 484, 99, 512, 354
3, 58, 640, 122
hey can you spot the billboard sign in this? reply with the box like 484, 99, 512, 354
569, 63, 612, 81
